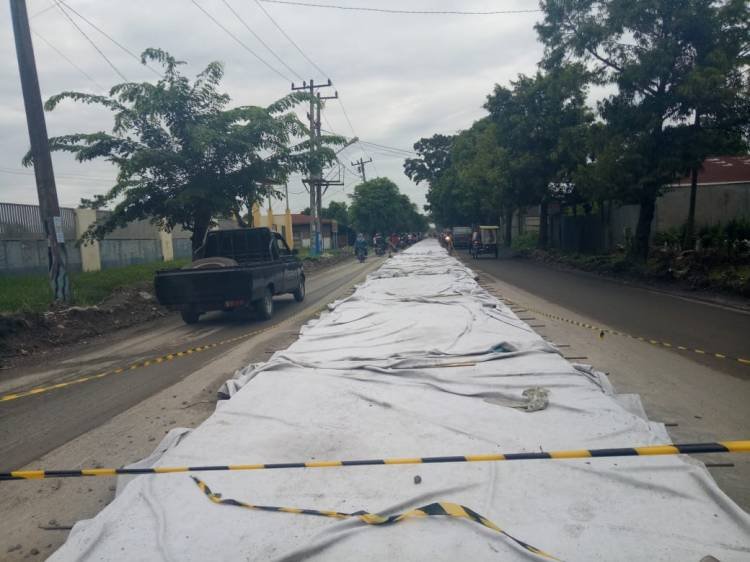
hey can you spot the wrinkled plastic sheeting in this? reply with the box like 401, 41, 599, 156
51, 239, 750, 562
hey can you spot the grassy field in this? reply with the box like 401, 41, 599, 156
0, 260, 187, 314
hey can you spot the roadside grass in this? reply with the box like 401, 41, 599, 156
0, 259, 187, 314
296, 246, 351, 261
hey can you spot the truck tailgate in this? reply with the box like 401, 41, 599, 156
154, 267, 254, 306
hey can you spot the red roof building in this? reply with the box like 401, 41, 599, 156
672, 155, 750, 186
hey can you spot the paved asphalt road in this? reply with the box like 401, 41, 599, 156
0, 257, 381, 472
460, 253, 750, 380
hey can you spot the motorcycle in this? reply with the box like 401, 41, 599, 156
444, 235, 454, 255
356, 248, 367, 263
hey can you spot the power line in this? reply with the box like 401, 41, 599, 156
253, 0, 328, 78
359, 140, 415, 155
30, 3, 58, 19
320, 129, 413, 156
0, 167, 113, 182
56, 0, 162, 77
190, 0, 293, 83
334, 98, 379, 176
257, 0, 541, 15
253, 0, 378, 176
53, 0, 128, 82
221, 0, 304, 81
31, 30, 107, 92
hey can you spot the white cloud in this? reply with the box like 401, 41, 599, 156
1, 0, 545, 212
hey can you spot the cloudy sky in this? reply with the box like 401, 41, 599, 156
1, 0, 544, 213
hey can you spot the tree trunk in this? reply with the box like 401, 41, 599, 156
684, 110, 701, 249
634, 191, 656, 260
685, 165, 699, 249
191, 210, 212, 256
538, 200, 549, 249
504, 207, 513, 247
517, 208, 523, 236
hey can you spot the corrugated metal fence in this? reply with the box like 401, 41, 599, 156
0, 203, 82, 275
0, 202, 76, 241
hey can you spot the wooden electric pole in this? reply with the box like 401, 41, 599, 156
292, 79, 337, 255
351, 156, 372, 182
10, 0, 70, 302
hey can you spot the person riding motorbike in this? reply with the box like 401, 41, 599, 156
471, 228, 480, 258
443, 231, 454, 255
373, 232, 386, 256
388, 232, 400, 257
354, 233, 368, 262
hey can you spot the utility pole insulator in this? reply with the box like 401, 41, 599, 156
351, 157, 373, 183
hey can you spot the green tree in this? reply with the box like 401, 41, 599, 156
404, 134, 454, 186
484, 66, 593, 248
537, 0, 749, 258
349, 178, 427, 235
404, 134, 457, 225
321, 200, 350, 227
673, 0, 749, 245
450, 119, 506, 229
33, 49, 342, 252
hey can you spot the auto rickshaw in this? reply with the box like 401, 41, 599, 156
470, 226, 499, 259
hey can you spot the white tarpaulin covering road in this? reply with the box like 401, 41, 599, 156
52, 239, 750, 561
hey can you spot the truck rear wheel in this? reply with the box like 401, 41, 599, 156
293, 277, 305, 302
255, 287, 274, 320
181, 308, 200, 324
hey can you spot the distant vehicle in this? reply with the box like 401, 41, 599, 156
470, 225, 499, 259
154, 228, 304, 324
452, 226, 472, 249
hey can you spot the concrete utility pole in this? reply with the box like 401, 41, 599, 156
291, 79, 337, 255
10, 0, 70, 302
351, 156, 372, 182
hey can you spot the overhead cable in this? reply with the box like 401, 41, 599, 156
190, 0, 293, 83
31, 30, 107, 91
53, 0, 128, 82
257, 0, 541, 16
253, 0, 377, 173
253, 0, 328, 78
221, 0, 304, 80
56, 0, 162, 77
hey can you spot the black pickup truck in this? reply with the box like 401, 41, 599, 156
154, 228, 304, 324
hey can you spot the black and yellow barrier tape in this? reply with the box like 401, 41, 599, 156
3, 440, 748, 481
193, 477, 558, 560
0, 303, 331, 405
503, 299, 750, 367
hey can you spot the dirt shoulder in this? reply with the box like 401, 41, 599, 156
0, 253, 353, 368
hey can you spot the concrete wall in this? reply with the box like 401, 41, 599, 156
545, 184, 750, 254
654, 183, 750, 232
0, 239, 83, 275
100, 239, 163, 269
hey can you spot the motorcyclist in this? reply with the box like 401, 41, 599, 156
373, 232, 386, 255
354, 233, 368, 262
388, 232, 400, 257
443, 230, 454, 255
